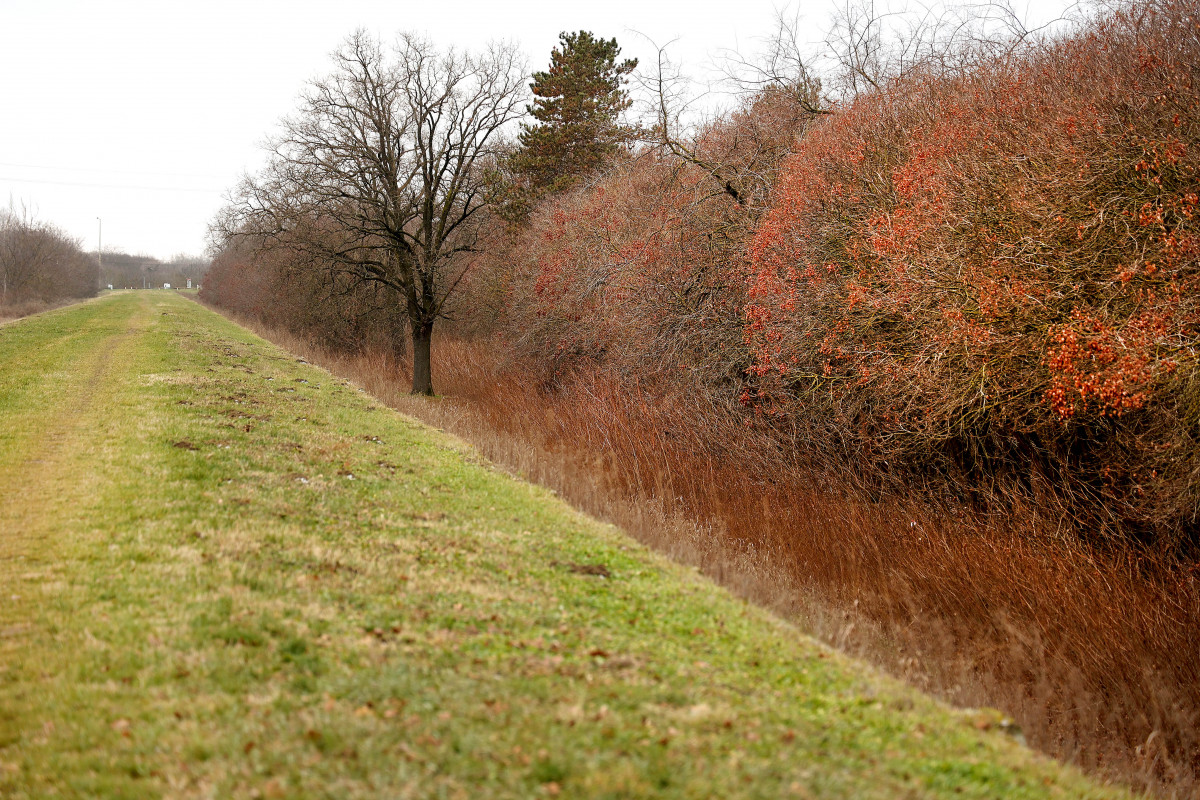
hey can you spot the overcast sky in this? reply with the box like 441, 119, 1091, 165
1, 0, 1075, 260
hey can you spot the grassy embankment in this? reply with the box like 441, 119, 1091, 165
0, 292, 1129, 798
0, 296, 94, 326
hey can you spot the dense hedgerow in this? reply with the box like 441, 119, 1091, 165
489, 0, 1200, 546
487, 82, 822, 391
744, 0, 1200, 541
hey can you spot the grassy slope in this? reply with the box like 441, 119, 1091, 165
0, 293, 1129, 799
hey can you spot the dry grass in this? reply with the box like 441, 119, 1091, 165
210, 306, 1200, 799
0, 296, 85, 325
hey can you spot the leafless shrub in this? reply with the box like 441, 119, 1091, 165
0, 205, 97, 306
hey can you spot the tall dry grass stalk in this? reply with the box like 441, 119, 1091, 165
213, 305, 1199, 798
0, 297, 82, 326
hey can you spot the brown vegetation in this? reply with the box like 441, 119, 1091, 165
201, 235, 410, 356
488, 0, 1200, 547
744, 1, 1200, 542
0, 297, 83, 326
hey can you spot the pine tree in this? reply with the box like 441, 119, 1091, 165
511, 31, 638, 197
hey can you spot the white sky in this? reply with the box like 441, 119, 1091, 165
0, 0, 1076, 260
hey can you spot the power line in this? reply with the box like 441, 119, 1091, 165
0, 175, 225, 194
0, 160, 225, 181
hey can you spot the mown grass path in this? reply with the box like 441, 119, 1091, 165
0, 293, 1128, 799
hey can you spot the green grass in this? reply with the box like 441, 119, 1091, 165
0, 292, 1130, 799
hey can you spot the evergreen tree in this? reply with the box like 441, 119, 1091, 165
511, 31, 638, 198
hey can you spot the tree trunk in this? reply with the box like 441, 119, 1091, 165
411, 320, 434, 395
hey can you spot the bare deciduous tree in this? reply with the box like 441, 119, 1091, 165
823, 0, 1080, 96
717, 7, 832, 115
216, 31, 527, 394
639, 34, 824, 212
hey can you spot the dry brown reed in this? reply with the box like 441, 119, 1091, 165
0, 297, 81, 326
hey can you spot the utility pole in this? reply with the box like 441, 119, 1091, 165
96, 217, 103, 289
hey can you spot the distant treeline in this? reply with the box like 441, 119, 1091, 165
99, 250, 208, 291
0, 208, 209, 311
1, 209, 97, 306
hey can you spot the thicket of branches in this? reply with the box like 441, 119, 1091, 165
744, 0, 1200, 542
201, 233, 409, 355
0, 208, 97, 307
476, 0, 1200, 548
